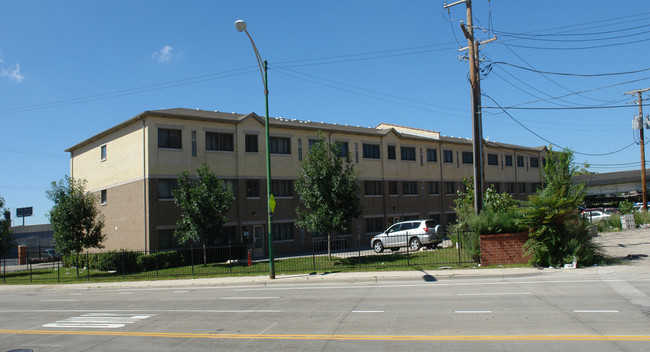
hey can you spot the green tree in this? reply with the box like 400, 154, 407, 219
0, 196, 15, 258
295, 132, 361, 260
519, 148, 604, 267
46, 176, 106, 275
173, 162, 234, 265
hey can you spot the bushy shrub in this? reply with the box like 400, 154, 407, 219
634, 211, 650, 226
596, 214, 622, 232
136, 250, 184, 271
619, 200, 634, 215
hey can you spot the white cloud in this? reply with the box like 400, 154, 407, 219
1, 63, 24, 83
152, 45, 174, 63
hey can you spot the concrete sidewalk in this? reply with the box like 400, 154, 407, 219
1, 263, 648, 292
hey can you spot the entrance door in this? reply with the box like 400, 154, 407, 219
253, 225, 264, 257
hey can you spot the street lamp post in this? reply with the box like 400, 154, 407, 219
235, 20, 275, 279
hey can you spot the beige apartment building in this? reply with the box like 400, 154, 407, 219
66, 108, 546, 254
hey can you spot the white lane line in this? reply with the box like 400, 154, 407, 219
458, 292, 532, 296
118, 292, 134, 295
220, 297, 280, 300
2, 309, 282, 313
455, 310, 493, 314
573, 310, 620, 313
70, 293, 82, 296
173, 290, 189, 293
43, 323, 126, 329
40, 300, 78, 302
351, 310, 384, 313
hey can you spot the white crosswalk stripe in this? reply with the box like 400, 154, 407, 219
43, 313, 153, 329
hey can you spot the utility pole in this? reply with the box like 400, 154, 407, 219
626, 88, 650, 212
444, 0, 495, 214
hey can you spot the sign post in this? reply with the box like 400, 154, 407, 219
16, 207, 33, 226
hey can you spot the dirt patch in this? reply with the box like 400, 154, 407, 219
593, 226, 650, 265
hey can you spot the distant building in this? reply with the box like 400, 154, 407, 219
66, 108, 546, 254
7, 224, 54, 258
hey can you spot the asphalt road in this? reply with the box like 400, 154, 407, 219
1, 266, 649, 352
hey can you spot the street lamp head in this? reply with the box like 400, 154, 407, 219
234, 20, 247, 32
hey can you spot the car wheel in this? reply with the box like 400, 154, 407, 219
373, 241, 385, 253
409, 238, 421, 251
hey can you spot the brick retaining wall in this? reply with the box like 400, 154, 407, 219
480, 231, 530, 266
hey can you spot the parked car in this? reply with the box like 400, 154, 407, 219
581, 208, 609, 222
42, 249, 60, 261
371, 219, 442, 253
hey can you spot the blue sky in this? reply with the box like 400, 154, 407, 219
2, 0, 650, 225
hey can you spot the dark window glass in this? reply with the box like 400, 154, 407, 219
364, 181, 382, 196
400, 146, 416, 161
530, 157, 539, 168
443, 150, 453, 163
402, 181, 418, 195
505, 155, 513, 167
158, 179, 178, 199
428, 181, 440, 195
488, 153, 498, 166
363, 144, 380, 159
426, 148, 437, 162
518, 182, 527, 193
387, 145, 396, 160
336, 142, 349, 157
388, 181, 398, 195
100, 190, 107, 205
444, 182, 456, 195
365, 217, 384, 234
270, 137, 291, 154
100, 145, 107, 161
462, 151, 473, 164
158, 128, 182, 149
273, 223, 294, 241
272, 180, 293, 197
246, 180, 260, 198
517, 156, 525, 167
206, 132, 234, 151
245, 134, 258, 152
506, 182, 515, 193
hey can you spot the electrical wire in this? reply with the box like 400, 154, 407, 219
490, 62, 650, 77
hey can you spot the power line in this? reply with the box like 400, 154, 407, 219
490, 62, 650, 77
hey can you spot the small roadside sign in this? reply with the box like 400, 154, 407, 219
269, 194, 276, 214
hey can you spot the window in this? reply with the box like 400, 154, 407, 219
308, 139, 318, 151
191, 131, 197, 157
506, 182, 515, 194
363, 143, 380, 159
100, 190, 107, 205
444, 182, 456, 195
517, 156, 525, 167
100, 145, 107, 161
245, 134, 258, 152
298, 138, 303, 161
518, 182, 527, 193
505, 155, 513, 167
158, 229, 180, 250
365, 217, 384, 234
426, 148, 437, 162
400, 146, 416, 161
335, 141, 349, 157
489, 183, 501, 193
462, 151, 473, 164
402, 181, 418, 195
387, 145, 396, 160
532, 182, 543, 191
206, 132, 234, 151
158, 128, 182, 149
246, 180, 260, 198
428, 181, 440, 195
158, 179, 178, 199
364, 181, 382, 196
488, 153, 498, 166
272, 180, 293, 197
270, 137, 291, 154
273, 222, 294, 241
443, 150, 453, 163
388, 181, 398, 195
222, 180, 236, 197
530, 157, 539, 168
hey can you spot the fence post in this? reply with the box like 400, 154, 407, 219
191, 245, 194, 277
2, 258, 5, 283
122, 250, 126, 280
457, 229, 462, 265
86, 251, 90, 281
406, 233, 410, 267
57, 257, 60, 283
28, 249, 33, 283
155, 249, 159, 278
228, 242, 233, 274
357, 233, 361, 268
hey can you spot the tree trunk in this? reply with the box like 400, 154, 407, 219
327, 231, 332, 261
202, 242, 207, 266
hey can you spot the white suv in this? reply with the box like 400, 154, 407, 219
371, 220, 442, 253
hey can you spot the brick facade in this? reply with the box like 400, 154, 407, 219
480, 231, 530, 266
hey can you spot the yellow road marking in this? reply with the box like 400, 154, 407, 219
1, 330, 650, 341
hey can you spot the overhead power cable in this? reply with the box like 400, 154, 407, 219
490, 62, 650, 77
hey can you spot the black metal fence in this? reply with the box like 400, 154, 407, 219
1, 230, 477, 284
